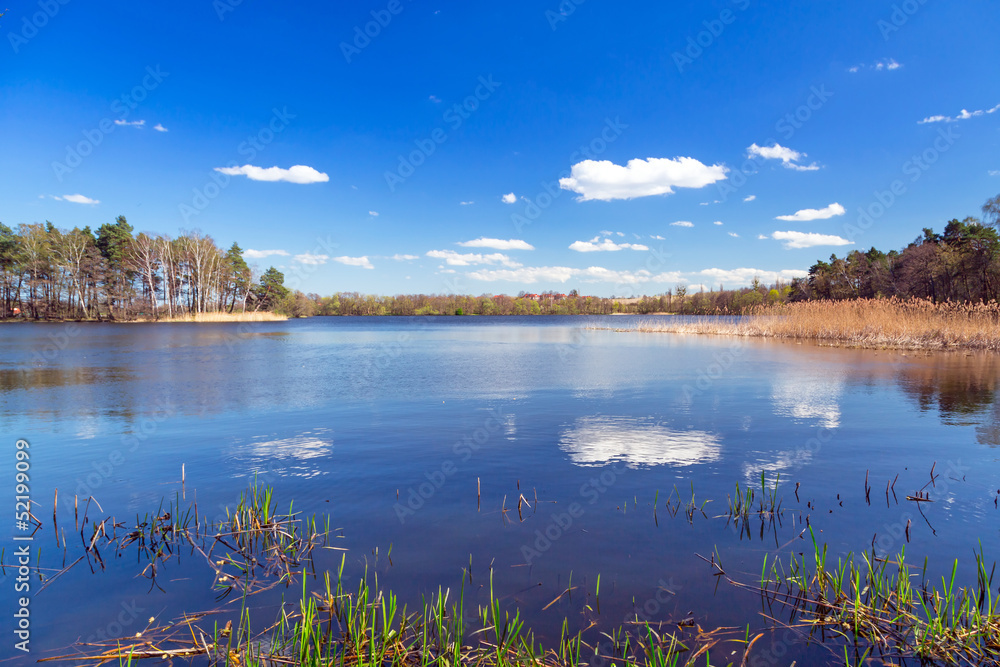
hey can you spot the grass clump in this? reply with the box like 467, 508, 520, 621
744, 530, 1000, 665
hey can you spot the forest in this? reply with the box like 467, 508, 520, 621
0, 217, 294, 320
1, 194, 998, 321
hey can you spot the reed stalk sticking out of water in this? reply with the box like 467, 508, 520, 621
743, 531, 1000, 665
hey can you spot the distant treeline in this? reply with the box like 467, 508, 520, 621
307, 287, 792, 317
0, 217, 295, 320
4, 194, 998, 321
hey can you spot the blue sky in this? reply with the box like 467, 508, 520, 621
1, 1, 998, 297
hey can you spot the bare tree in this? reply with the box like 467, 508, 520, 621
128, 233, 161, 318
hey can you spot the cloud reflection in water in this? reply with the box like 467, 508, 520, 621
227, 428, 334, 480
771, 372, 844, 429
559, 417, 721, 468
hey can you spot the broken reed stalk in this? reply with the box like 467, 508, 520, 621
749, 530, 1000, 665
55, 488, 728, 667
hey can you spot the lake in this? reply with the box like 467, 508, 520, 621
3, 316, 999, 664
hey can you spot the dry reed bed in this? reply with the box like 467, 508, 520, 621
625, 299, 1000, 351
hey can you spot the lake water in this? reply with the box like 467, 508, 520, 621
3, 316, 1000, 664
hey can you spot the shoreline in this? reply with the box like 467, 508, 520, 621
608, 298, 1000, 353
0, 312, 289, 324
610, 325, 1000, 352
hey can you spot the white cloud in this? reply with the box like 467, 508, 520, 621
114, 119, 145, 128
53, 194, 100, 205
426, 250, 521, 267
332, 255, 374, 269
775, 203, 846, 222
457, 238, 535, 251
990, 170, 1000, 177
569, 236, 649, 252
671, 221, 694, 228
369, 211, 379, 217
919, 103, 1000, 124
744, 195, 756, 202
295, 253, 330, 265
748, 143, 819, 172
699, 267, 809, 285
429, 95, 441, 103
713, 220, 723, 226
459, 201, 475, 205
757, 234, 768, 240
469, 265, 682, 285
772, 231, 852, 249
153, 123, 168, 132
559, 157, 728, 201
391, 254, 419, 261
650, 234, 666, 240
244, 249, 290, 259
215, 164, 329, 184
728, 232, 740, 238
849, 59, 902, 73
502, 193, 517, 204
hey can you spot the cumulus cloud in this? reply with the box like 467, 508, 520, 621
53, 194, 100, 205
114, 119, 145, 128
244, 249, 290, 259
153, 123, 168, 132
501, 193, 517, 204
713, 221, 723, 226
215, 164, 330, 184
772, 231, 852, 249
744, 195, 756, 202
919, 103, 1000, 124
390, 254, 419, 261
295, 253, 330, 265
457, 238, 535, 251
333, 255, 374, 269
748, 143, 819, 172
650, 234, 666, 240
559, 157, 728, 201
427, 250, 521, 267
757, 234, 768, 240
699, 267, 809, 285
469, 265, 683, 285
728, 232, 740, 238
569, 236, 649, 252
369, 211, 379, 217
776, 203, 846, 222
671, 221, 694, 228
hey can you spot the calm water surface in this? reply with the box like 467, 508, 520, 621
2, 316, 1000, 663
